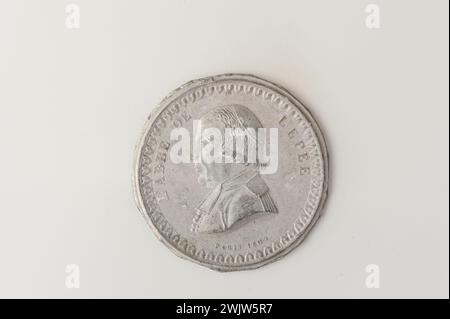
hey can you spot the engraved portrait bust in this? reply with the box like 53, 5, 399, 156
191, 105, 277, 234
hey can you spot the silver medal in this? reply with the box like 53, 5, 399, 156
134, 74, 329, 271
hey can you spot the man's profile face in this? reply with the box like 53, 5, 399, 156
194, 161, 230, 189
193, 104, 262, 189
194, 132, 238, 189
193, 117, 231, 189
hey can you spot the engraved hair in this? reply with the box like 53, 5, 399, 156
201, 105, 263, 167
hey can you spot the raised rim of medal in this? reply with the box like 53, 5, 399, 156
133, 73, 329, 271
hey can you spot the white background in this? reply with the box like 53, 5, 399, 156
0, 0, 448, 298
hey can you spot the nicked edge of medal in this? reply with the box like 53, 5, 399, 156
133, 73, 330, 272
